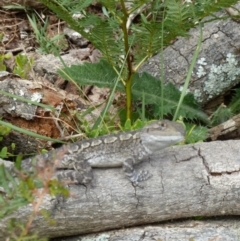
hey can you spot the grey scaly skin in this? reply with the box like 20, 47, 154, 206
21, 120, 185, 186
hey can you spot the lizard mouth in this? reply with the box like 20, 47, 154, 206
146, 134, 184, 143
140, 132, 184, 151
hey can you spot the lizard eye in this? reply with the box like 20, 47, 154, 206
160, 122, 167, 130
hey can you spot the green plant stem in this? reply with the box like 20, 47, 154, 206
126, 75, 133, 120
159, 7, 165, 120
120, 0, 134, 120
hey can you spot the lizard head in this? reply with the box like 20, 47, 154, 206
140, 120, 185, 153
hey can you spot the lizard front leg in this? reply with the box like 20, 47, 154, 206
123, 158, 152, 186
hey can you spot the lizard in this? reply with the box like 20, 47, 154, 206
20, 120, 185, 186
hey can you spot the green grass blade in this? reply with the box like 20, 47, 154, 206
173, 23, 203, 121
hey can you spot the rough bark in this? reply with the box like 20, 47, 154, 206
1, 140, 240, 240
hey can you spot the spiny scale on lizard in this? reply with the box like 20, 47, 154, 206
21, 120, 185, 186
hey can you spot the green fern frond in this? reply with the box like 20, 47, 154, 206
100, 0, 118, 12
199, 0, 239, 19
165, 0, 192, 23
133, 22, 163, 66
78, 13, 103, 28
164, 0, 194, 36
38, 0, 89, 38
59, 0, 93, 13
90, 21, 124, 66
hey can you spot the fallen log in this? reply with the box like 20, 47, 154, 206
51, 218, 240, 241
1, 140, 240, 240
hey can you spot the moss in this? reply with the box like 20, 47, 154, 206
194, 53, 240, 102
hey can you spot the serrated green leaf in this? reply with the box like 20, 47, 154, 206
185, 123, 208, 143
131, 72, 209, 123
59, 59, 122, 89
59, 60, 208, 123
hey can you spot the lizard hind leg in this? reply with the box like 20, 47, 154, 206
123, 158, 152, 186
56, 161, 93, 185
56, 169, 92, 185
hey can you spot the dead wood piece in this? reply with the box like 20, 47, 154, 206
0, 140, 240, 240
0, 130, 44, 155
0, 75, 41, 120
208, 114, 240, 141
33, 50, 85, 84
